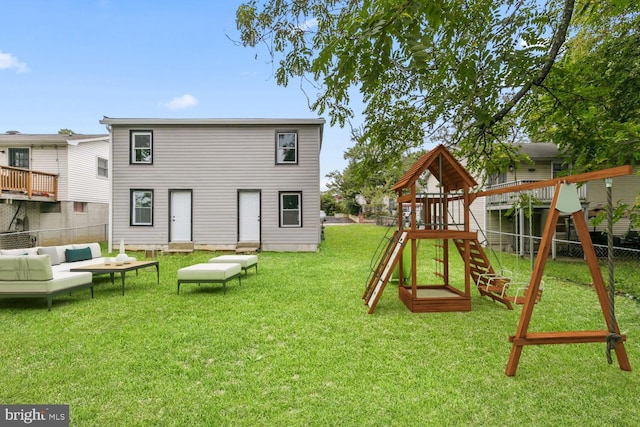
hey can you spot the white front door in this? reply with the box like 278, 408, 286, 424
170, 190, 192, 242
239, 190, 260, 243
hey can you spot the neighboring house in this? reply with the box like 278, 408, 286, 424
99, 117, 325, 252
466, 143, 639, 254
0, 131, 109, 248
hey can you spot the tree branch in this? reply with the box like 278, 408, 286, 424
476, 0, 576, 131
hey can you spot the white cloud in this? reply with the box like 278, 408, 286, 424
160, 94, 199, 110
298, 18, 318, 31
0, 51, 29, 73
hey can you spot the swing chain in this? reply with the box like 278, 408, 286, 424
605, 244, 621, 364
605, 180, 621, 364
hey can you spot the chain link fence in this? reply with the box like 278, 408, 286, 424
483, 230, 640, 262
0, 224, 108, 249
370, 218, 640, 295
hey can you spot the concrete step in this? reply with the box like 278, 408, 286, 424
165, 242, 194, 254
236, 242, 260, 254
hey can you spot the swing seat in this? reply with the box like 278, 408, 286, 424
505, 280, 544, 305
477, 269, 512, 295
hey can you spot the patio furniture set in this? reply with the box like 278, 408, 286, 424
177, 255, 258, 295
0, 242, 258, 310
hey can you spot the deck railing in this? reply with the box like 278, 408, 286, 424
486, 180, 587, 207
0, 165, 58, 199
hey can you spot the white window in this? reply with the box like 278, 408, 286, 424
8, 147, 30, 169
97, 157, 108, 178
131, 189, 153, 226
280, 192, 302, 227
130, 131, 153, 164
276, 131, 298, 164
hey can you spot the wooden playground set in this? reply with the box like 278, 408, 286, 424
362, 144, 632, 376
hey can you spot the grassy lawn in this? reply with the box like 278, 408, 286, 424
2, 224, 640, 426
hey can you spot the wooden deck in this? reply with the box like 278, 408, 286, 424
0, 165, 58, 200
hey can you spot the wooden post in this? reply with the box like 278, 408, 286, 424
505, 183, 561, 376
27, 170, 33, 198
572, 211, 631, 371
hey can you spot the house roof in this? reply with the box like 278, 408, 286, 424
99, 117, 326, 126
0, 132, 108, 146
392, 144, 478, 192
517, 142, 558, 160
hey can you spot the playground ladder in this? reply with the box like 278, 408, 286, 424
433, 241, 446, 280
363, 230, 408, 313
453, 238, 513, 309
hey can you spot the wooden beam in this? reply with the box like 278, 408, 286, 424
471, 165, 632, 203
406, 230, 477, 240
509, 331, 627, 345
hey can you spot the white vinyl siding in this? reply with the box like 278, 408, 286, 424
109, 122, 322, 251
67, 140, 110, 203
27, 145, 69, 200
586, 167, 640, 236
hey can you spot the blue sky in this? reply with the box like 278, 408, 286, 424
0, 0, 357, 189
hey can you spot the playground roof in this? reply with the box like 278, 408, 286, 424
392, 144, 478, 192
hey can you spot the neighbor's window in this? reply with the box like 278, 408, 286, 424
8, 147, 30, 169
130, 130, 153, 164
97, 157, 108, 178
276, 131, 298, 164
487, 172, 506, 186
280, 191, 302, 227
74, 202, 87, 213
552, 162, 565, 178
131, 189, 154, 226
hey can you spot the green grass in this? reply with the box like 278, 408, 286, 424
2, 224, 640, 426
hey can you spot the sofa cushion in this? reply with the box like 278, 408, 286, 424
55, 245, 75, 263
0, 271, 92, 294
74, 242, 101, 259
0, 255, 54, 281
0, 247, 38, 256
65, 247, 93, 263
37, 247, 61, 265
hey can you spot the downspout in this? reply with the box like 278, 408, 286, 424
104, 122, 113, 253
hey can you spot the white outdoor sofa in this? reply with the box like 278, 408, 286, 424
0, 242, 105, 310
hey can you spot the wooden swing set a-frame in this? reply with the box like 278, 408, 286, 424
363, 144, 632, 376
474, 167, 633, 376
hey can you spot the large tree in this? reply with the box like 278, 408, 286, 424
235, 0, 597, 173
521, 3, 640, 171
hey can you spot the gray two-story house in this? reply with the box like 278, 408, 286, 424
100, 118, 325, 253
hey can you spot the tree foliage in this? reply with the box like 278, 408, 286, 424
521, 2, 640, 171
236, 0, 582, 173
326, 133, 426, 215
